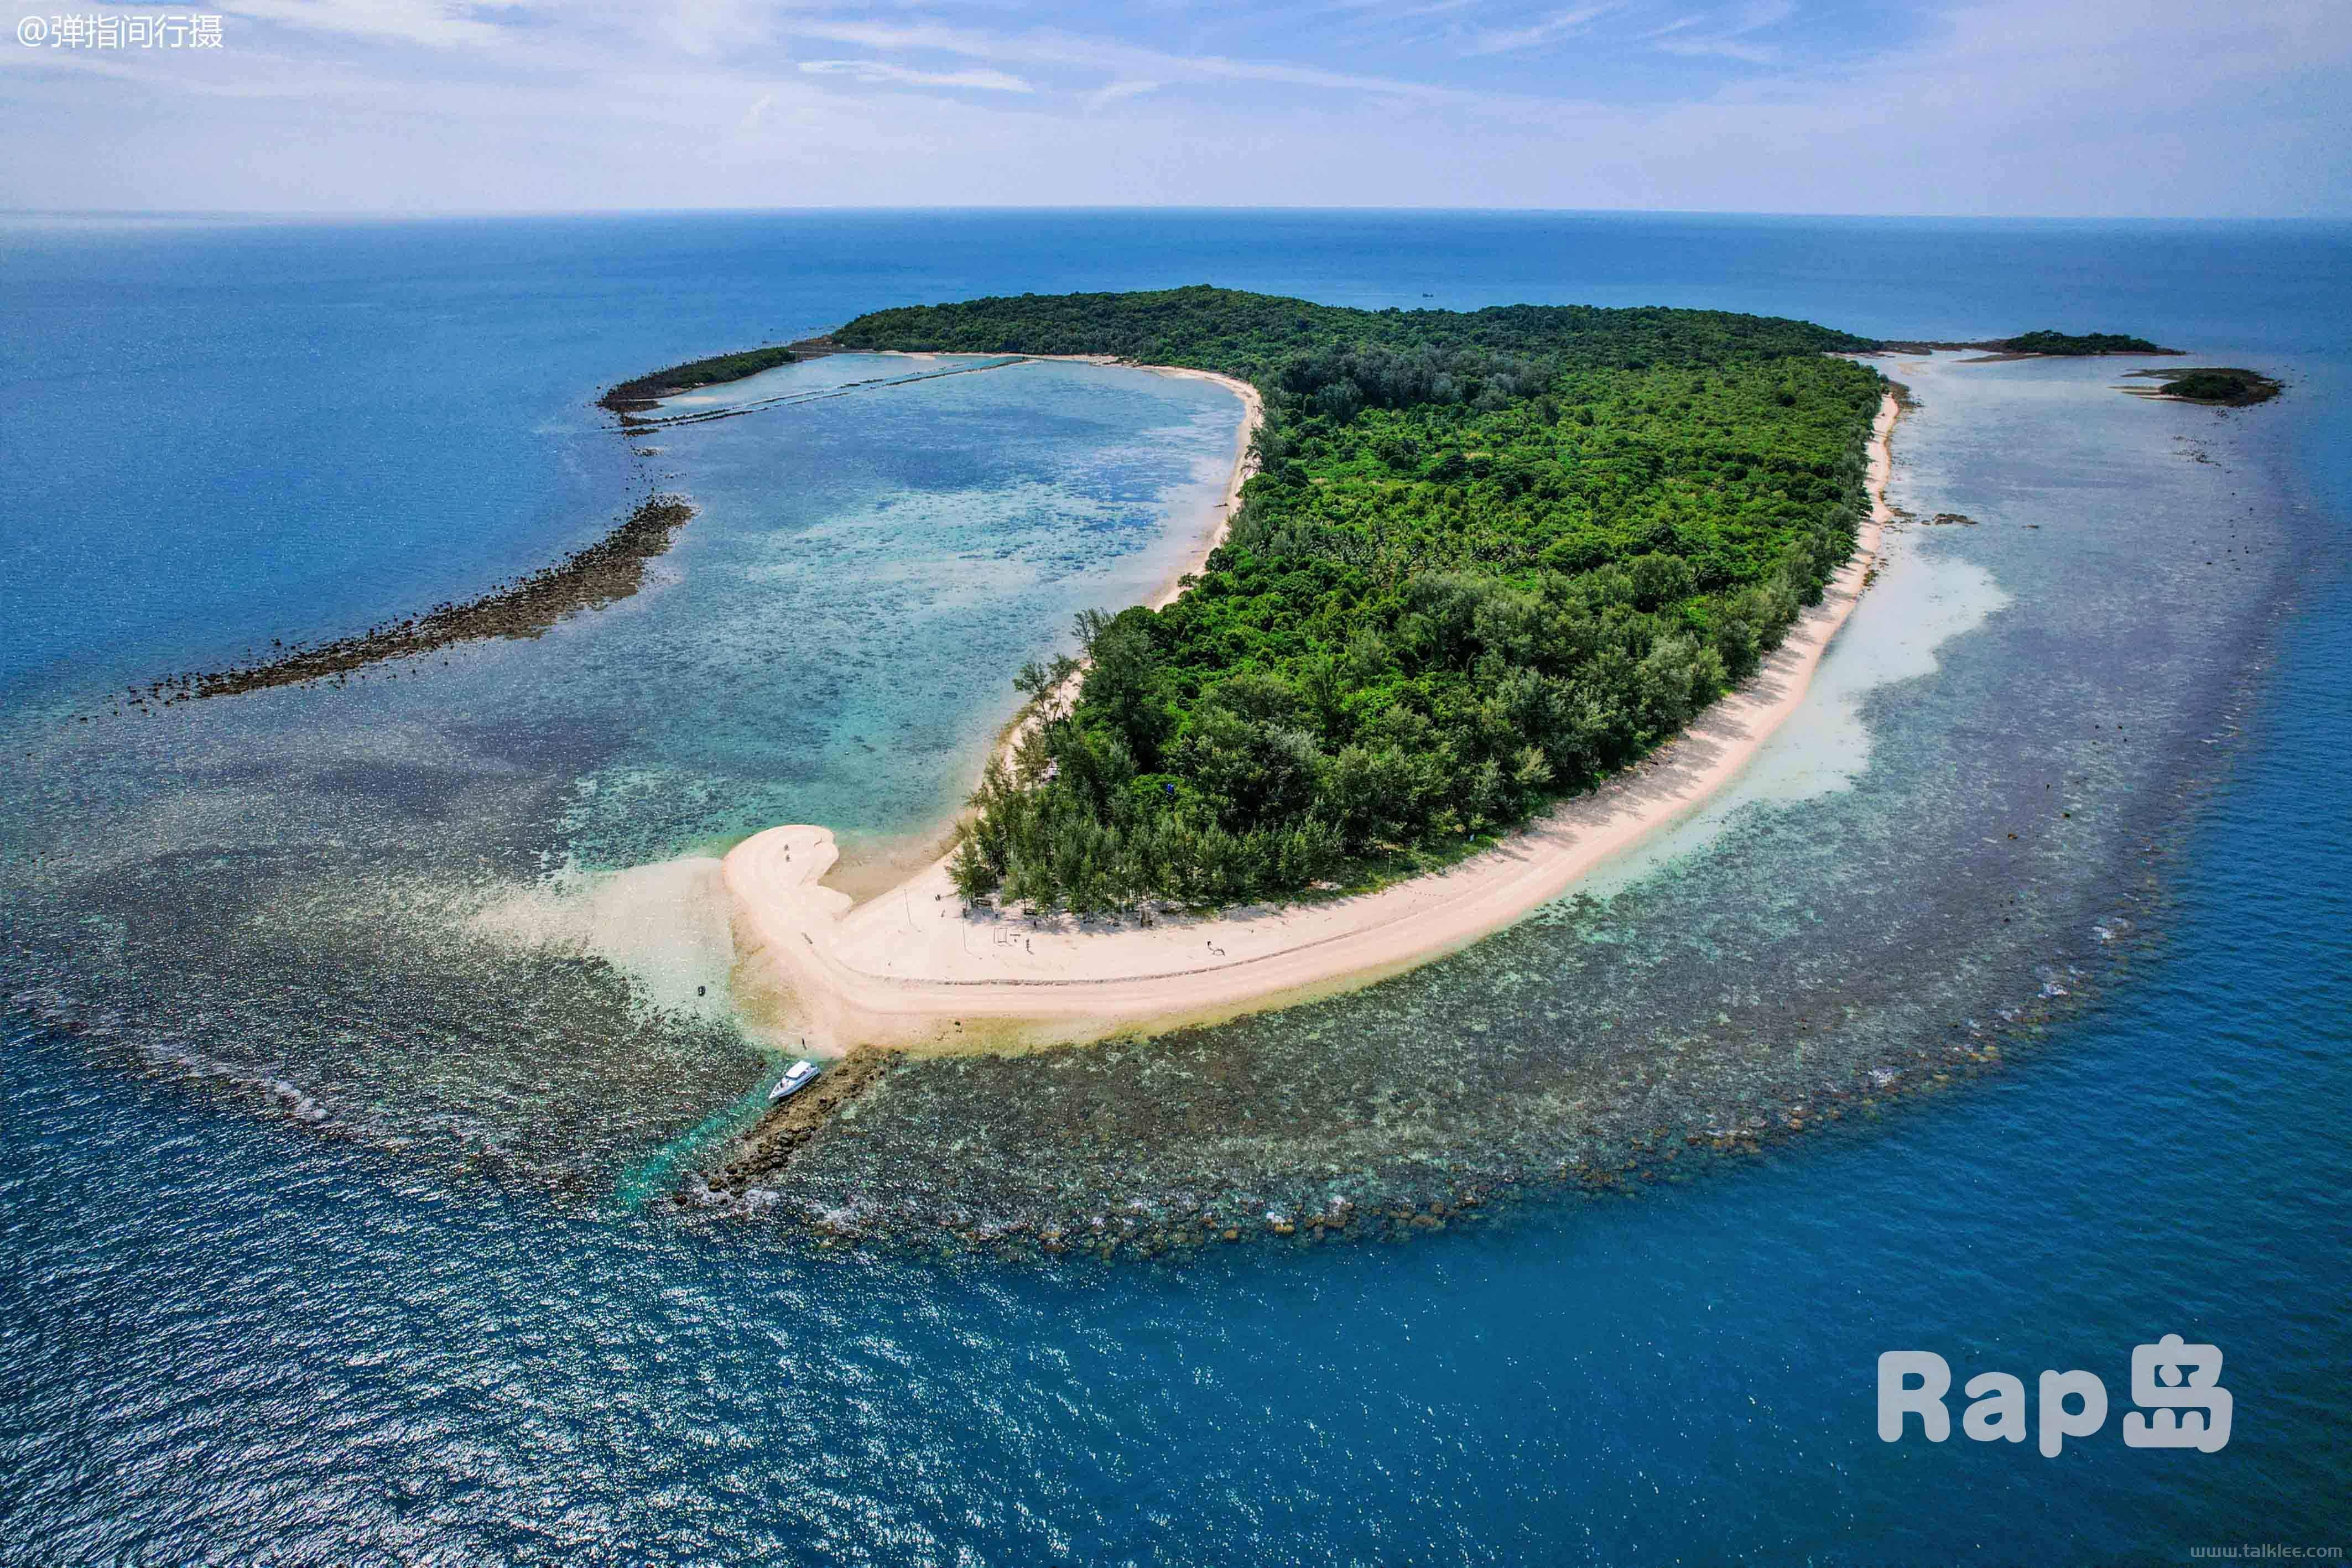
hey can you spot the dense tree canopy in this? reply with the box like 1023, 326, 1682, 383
836, 287, 1887, 913
2151, 367, 2280, 405
837, 285, 1871, 377
1998, 330, 2168, 355
602, 345, 797, 411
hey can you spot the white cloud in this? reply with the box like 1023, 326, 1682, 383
1317, 0, 1480, 16
798, 58, 1036, 93
3, 0, 2346, 215
1085, 78, 1163, 111
785, 18, 1489, 104
1645, 1, 1793, 64
666, 0, 772, 61
1460, 3, 1622, 57
216, 0, 526, 50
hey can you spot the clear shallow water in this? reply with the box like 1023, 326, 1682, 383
538, 351, 1240, 866
3, 212, 2348, 1558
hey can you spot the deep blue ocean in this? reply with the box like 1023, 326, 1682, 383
2, 213, 2347, 1562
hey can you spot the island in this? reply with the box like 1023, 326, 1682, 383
2120, 366, 2283, 407
696, 287, 1898, 1053
825, 289, 1877, 910
599, 344, 799, 414
1993, 329, 2174, 356
1874, 329, 2181, 358
128, 295, 2214, 1053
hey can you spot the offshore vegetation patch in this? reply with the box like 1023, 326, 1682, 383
597, 343, 804, 415
1874, 329, 2181, 359
116, 492, 694, 708
2119, 367, 2284, 408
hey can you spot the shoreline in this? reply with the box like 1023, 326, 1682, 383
724, 387, 1903, 1056
816, 353, 1263, 898
965, 357, 1263, 767
896, 354, 1262, 613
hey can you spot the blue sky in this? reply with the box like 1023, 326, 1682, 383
3, 1, 2346, 215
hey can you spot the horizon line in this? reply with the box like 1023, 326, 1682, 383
7, 205, 2348, 225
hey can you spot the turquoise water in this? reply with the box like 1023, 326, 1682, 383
522, 351, 1241, 867
3, 213, 2348, 1559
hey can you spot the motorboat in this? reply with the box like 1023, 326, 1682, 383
768, 1058, 820, 1103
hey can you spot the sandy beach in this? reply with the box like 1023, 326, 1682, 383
953, 356, 1264, 777
724, 383, 1901, 1056
804, 355, 1265, 904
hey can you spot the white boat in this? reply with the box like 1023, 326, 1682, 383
767, 1053, 823, 1105
768, 1058, 820, 1102
768, 1058, 820, 1103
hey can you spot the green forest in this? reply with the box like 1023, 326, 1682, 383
833, 286, 1887, 912
1998, 330, 2168, 355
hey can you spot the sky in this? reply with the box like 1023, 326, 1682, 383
2, 0, 2347, 216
